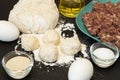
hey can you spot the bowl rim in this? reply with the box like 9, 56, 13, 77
2, 50, 34, 71
90, 42, 119, 61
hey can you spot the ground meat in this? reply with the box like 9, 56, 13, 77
82, 2, 120, 49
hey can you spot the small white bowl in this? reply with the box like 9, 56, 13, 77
2, 51, 34, 79
90, 42, 119, 68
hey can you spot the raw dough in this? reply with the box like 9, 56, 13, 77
60, 37, 81, 56
39, 43, 58, 63
43, 29, 60, 45
9, 0, 59, 33
21, 35, 40, 51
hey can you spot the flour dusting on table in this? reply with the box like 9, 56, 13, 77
33, 23, 89, 66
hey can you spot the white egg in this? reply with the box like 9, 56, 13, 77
68, 58, 94, 80
0, 20, 20, 42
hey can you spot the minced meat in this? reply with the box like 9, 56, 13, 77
82, 2, 120, 49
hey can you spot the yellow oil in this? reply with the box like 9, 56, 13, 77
59, 0, 85, 18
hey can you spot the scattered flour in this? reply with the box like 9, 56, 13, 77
33, 23, 89, 66
33, 43, 88, 66
16, 23, 89, 67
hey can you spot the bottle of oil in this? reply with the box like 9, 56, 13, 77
59, 0, 85, 18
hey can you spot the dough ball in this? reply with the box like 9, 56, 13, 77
39, 44, 58, 63
21, 35, 40, 51
43, 29, 60, 45
60, 38, 81, 56
9, 0, 59, 34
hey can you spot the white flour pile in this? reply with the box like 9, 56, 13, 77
33, 23, 89, 66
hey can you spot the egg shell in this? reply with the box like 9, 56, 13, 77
68, 58, 94, 80
0, 20, 20, 42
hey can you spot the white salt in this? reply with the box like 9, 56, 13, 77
92, 47, 116, 68
93, 48, 115, 60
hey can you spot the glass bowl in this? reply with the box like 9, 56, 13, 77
2, 50, 34, 79
90, 42, 119, 68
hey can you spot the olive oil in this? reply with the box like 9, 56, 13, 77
59, 0, 85, 18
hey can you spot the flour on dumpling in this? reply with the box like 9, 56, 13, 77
21, 34, 40, 51
43, 29, 60, 45
39, 43, 58, 63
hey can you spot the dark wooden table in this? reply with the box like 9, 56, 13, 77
0, 0, 120, 80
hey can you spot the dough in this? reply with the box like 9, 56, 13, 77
21, 35, 40, 51
39, 43, 58, 63
60, 37, 81, 56
43, 29, 60, 45
9, 0, 59, 33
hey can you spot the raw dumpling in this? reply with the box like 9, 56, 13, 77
43, 29, 60, 45
39, 43, 58, 63
9, 0, 59, 33
60, 37, 81, 56
21, 35, 40, 51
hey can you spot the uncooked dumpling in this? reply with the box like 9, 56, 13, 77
21, 35, 40, 51
43, 29, 60, 45
9, 0, 59, 33
60, 37, 81, 56
39, 43, 58, 63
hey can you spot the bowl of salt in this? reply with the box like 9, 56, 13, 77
90, 42, 119, 68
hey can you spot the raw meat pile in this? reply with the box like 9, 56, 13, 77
82, 2, 120, 49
